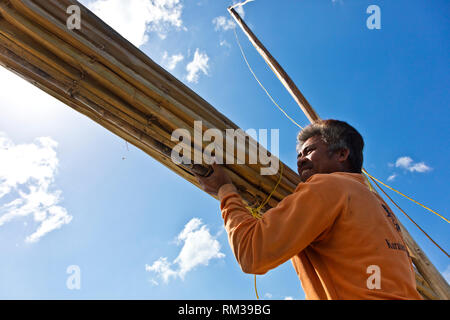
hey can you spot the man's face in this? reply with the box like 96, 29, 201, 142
296, 135, 345, 182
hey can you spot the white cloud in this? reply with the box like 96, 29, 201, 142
408, 162, 432, 173
395, 156, 413, 169
0, 134, 72, 243
84, 0, 184, 47
162, 51, 184, 70
264, 293, 272, 299
145, 257, 178, 283
213, 16, 236, 31
186, 49, 209, 83
395, 156, 432, 173
284, 296, 294, 300
220, 40, 231, 48
387, 173, 397, 182
145, 218, 225, 284
213, 0, 253, 32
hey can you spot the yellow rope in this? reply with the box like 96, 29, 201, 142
245, 163, 284, 299
254, 273, 260, 300
233, 28, 303, 130
363, 170, 449, 224
246, 163, 284, 218
366, 173, 449, 258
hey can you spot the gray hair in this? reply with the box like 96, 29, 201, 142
297, 119, 364, 173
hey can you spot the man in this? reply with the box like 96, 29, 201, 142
195, 119, 422, 300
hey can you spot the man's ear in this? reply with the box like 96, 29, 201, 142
337, 148, 350, 163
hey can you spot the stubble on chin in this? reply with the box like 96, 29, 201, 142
299, 169, 314, 183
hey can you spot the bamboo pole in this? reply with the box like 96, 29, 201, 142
228, 7, 319, 123
227, 6, 450, 300
414, 267, 438, 300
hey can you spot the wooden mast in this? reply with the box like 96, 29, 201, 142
227, 7, 319, 124
228, 6, 450, 300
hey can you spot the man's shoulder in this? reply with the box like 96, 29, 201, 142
291, 173, 368, 211
307, 171, 361, 181
304, 172, 367, 190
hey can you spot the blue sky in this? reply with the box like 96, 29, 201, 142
0, 0, 448, 299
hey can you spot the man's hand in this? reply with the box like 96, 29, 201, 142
194, 163, 233, 196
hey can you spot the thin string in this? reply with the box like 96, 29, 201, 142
246, 163, 284, 299
365, 172, 449, 258
246, 163, 284, 218
254, 273, 259, 300
233, 27, 303, 130
363, 170, 449, 224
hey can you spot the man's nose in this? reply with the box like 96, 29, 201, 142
297, 155, 308, 167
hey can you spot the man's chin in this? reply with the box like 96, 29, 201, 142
299, 169, 314, 182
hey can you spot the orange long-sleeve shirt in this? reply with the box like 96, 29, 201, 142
218, 172, 423, 300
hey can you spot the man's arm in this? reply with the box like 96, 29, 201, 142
196, 164, 344, 275
218, 180, 344, 274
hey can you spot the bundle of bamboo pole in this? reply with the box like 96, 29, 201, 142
0, 0, 301, 212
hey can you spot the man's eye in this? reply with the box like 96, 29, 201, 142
298, 148, 313, 158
